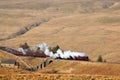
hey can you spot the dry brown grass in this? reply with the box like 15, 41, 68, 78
40, 60, 120, 76
21, 57, 45, 67
1, 12, 119, 63
0, 1, 120, 79
0, 0, 120, 63
0, 51, 15, 59
0, 51, 120, 79
0, 73, 120, 80
0, 9, 64, 39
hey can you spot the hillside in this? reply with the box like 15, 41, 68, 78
0, 59, 120, 79
0, 0, 119, 39
0, 0, 120, 63
40, 60, 120, 75
0, 51, 15, 59
0, 51, 120, 79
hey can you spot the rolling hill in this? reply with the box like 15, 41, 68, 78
0, 50, 120, 79
40, 60, 120, 75
0, 0, 120, 63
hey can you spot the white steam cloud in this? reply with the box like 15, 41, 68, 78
18, 48, 26, 54
38, 43, 87, 59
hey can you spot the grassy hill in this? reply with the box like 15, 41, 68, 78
40, 60, 120, 75
0, 0, 120, 63
0, 51, 120, 79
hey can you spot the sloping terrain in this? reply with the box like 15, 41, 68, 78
0, 51, 45, 68
0, 51, 15, 59
0, 0, 120, 63
0, 0, 118, 39
1, 12, 120, 63
40, 60, 120, 76
0, 51, 120, 79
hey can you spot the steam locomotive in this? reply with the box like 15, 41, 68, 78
55, 55, 89, 61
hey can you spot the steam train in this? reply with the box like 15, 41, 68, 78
0, 46, 49, 58
0, 46, 89, 61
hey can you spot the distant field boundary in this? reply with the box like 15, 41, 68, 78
0, 20, 49, 41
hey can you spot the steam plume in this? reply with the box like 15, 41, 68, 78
38, 43, 87, 59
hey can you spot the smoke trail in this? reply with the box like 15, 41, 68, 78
38, 42, 49, 51
18, 48, 26, 54
38, 43, 87, 59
